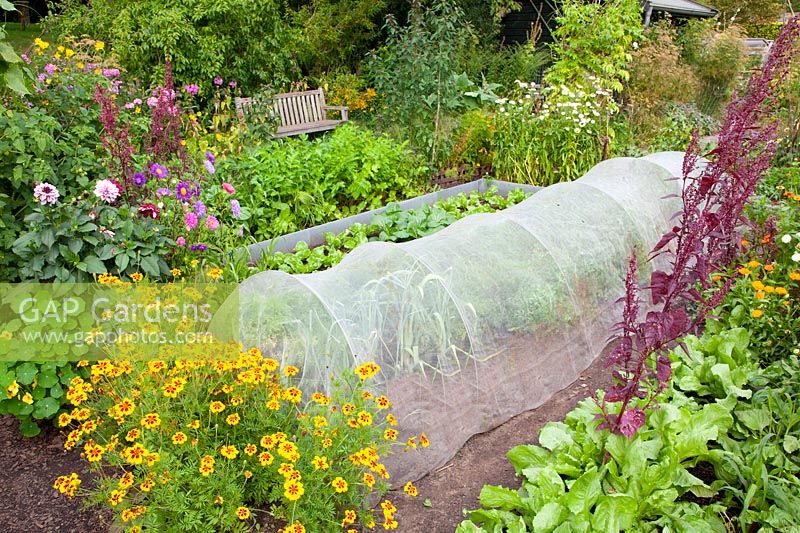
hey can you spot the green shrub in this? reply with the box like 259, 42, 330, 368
223, 124, 427, 241
366, 0, 475, 162
0, 360, 90, 436
47, 0, 298, 94
457, 42, 549, 94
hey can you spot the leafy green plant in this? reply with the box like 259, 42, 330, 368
48, 0, 298, 94
0, 360, 90, 436
0, 0, 30, 95
366, 0, 475, 163
251, 188, 529, 276
224, 123, 427, 242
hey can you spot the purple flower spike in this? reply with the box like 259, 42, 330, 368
205, 151, 215, 164
230, 199, 241, 219
204, 159, 215, 175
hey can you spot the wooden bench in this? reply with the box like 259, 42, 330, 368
235, 88, 348, 138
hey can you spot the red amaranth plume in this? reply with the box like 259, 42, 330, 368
94, 84, 136, 189
598, 15, 800, 437
146, 62, 187, 169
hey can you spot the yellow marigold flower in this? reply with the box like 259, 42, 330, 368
406, 436, 417, 449
94, 41, 105, 51
207, 267, 223, 280
225, 413, 241, 426
125, 429, 140, 442
355, 362, 380, 380
384, 428, 398, 441
357, 411, 373, 426
243, 470, 253, 480
322, 438, 332, 449
765, 264, 775, 272
362, 391, 374, 400
381, 500, 397, 514
331, 476, 348, 493
236, 506, 250, 520
266, 398, 281, 410
199, 463, 214, 476
342, 403, 356, 416
284, 480, 305, 501
282, 386, 302, 404
312, 455, 329, 470
404, 481, 418, 497
790, 271, 800, 281
219, 445, 238, 459
244, 443, 257, 456
341, 509, 357, 527
383, 517, 399, 530
210, 401, 225, 413
84, 442, 105, 462
755, 290, 765, 299
170, 268, 182, 278
260, 434, 277, 449
172, 432, 187, 445
285, 521, 306, 533
109, 489, 126, 506
747, 260, 761, 268
259, 451, 274, 466
386, 413, 398, 426
751, 309, 764, 318
751, 280, 765, 290
764, 285, 775, 293
122, 444, 147, 465
116, 398, 135, 416
775, 287, 788, 295
274, 431, 287, 442
130, 272, 143, 282
284, 365, 299, 377
140, 412, 161, 429
347, 418, 359, 429
313, 415, 328, 428
118, 471, 134, 489
139, 479, 155, 492
420, 433, 430, 448
363, 472, 376, 488
738, 267, 751, 276
58, 413, 72, 427
375, 395, 391, 409
311, 392, 330, 405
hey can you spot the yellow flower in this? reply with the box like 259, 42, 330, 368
357, 411, 373, 426
94, 41, 105, 51
751, 309, 764, 318
775, 287, 788, 295
219, 445, 238, 459
284, 365, 299, 377
284, 480, 305, 501
420, 433, 430, 448
363, 472, 376, 488
764, 285, 775, 293
738, 267, 751, 276
341, 509, 357, 527
109, 489, 126, 506
170, 268, 182, 278
282, 386, 302, 404
21, 392, 33, 405
244, 443, 258, 456
404, 481, 418, 497
386, 413, 398, 426
331, 477, 349, 493
384, 428, 398, 441
140, 413, 161, 429
751, 280, 765, 291
259, 451, 274, 466
225, 413, 241, 426
312, 455, 329, 470
355, 362, 380, 380
172, 432, 188, 445
130, 272, 143, 282
210, 401, 225, 413
208, 267, 223, 280
235, 506, 250, 520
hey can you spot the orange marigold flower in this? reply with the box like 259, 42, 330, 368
765, 264, 775, 272
738, 267, 751, 276
790, 271, 800, 281
776, 287, 788, 295
751, 309, 764, 318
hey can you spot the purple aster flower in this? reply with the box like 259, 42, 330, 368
205, 215, 219, 231
44, 63, 56, 74
190, 244, 208, 252
230, 199, 241, 218
150, 163, 168, 178
205, 151, 215, 164
184, 83, 200, 95
156, 187, 172, 198
175, 181, 196, 202
102, 68, 120, 77
133, 172, 147, 187
204, 159, 215, 175
177, 236, 186, 247
193, 201, 207, 217
228, 80, 237, 89
185, 211, 198, 230
213, 77, 224, 86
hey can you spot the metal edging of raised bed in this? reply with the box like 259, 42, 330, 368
247, 179, 542, 261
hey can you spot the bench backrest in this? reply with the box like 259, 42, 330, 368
235, 89, 327, 127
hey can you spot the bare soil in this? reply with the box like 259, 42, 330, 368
0, 356, 611, 532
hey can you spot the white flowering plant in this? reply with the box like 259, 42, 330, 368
491, 78, 616, 185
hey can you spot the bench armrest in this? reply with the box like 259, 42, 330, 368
322, 105, 349, 121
